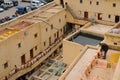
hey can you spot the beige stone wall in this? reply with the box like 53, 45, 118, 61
54, 0, 61, 5
0, 23, 41, 78
63, 40, 84, 65
0, 6, 67, 79
59, 45, 98, 80
40, 10, 66, 50
104, 33, 120, 50
62, 0, 120, 22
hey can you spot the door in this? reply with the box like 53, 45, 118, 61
60, 0, 64, 4
49, 37, 51, 46
57, 31, 59, 38
21, 54, 26, 65
30, 49, 33, 59
98, 13, 102, 20
115, 16, 119, 23
84, 12, 88, 19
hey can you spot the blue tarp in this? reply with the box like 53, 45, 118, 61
16, 6, 26, 14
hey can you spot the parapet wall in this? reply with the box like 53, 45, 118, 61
0, 1, 56, 30
104, 22, 120, 50
95, 20, 115, 26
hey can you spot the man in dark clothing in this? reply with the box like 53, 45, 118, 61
99, 43, 109, 59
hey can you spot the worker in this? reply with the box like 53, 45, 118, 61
98, 42, 109, 59
15, 10, 19, 17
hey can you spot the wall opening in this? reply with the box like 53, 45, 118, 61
21, 54, 26, 65
84, 12, 88, 19
115, 16, 119, 23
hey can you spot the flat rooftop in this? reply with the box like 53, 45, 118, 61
10, 21, 33, 30
83, 24, 113, 34
25, 5, 64, 22
0, 21, 33, 42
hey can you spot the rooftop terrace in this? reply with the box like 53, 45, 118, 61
64, 46, 120, 80
25, 5, 64, 22
87, 24, 113, 33
81, 23, 114, 37
10, 21, 33, 30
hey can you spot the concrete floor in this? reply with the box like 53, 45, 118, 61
87, 24, 113, 34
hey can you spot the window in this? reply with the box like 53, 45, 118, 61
65, 2, 68, 5
4, 62, 8, 69
18, 43, 21, 48
90, 1, 92, 4
59, 19, 61, 23
35, 46, 37, 50
80, 0, 83, 3
30, 49, 34, 59
96, 1, 99, 5
108, 15, 111, 18
49, 37, 51, 46
113, 3, 116, 7
44, 41, 46, 46
34, 33, 38, 38
51, 24, 53, 30
46, 28, 48, 32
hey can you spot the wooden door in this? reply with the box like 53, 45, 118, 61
98, 13, 102, 20
57, 31, 59, 38
21, 54, 25, 65
49, 37, 51, 46
84, 12, 88, 18
30, 49, 33, 59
